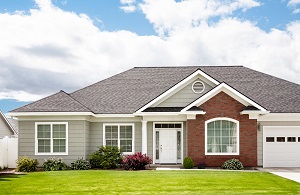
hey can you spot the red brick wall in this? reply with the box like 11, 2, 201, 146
187, 91, 257, 167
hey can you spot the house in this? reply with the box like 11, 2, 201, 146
8, 66, 300, 168
0, 110, 18, 138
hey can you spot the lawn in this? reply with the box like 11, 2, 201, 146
0, 170, 299, 194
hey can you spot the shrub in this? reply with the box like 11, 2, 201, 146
71, 158, 91, 170
221, 159, 244, 170
16, 156, 39, 172
123, 152, 152, 170
197, 162, 206, 169
43, 157, 67, 171
0, 166, 2, 171
89, 146, 123, 169
183, 157, 194, 169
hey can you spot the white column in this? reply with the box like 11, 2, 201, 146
142, 121, 147, 154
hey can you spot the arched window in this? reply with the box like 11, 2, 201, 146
205, 118, 239, 155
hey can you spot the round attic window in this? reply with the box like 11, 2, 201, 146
192, 81, 205, 94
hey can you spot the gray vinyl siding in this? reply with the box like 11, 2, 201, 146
18, 120, 86, 165
257, 121, 300, 166
0, 119, 13, 137
158, 79, 213, 107
84, 121, 90, 160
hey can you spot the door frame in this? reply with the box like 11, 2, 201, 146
153, 122, 183, 164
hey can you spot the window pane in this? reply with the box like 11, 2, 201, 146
120, 126, 132, 139
266, 137, 275, 142
177, 131, 181, 159
53, 124, 66, 138
38, 139, 51, 153
53, 139, 66, 152
156, 131, 159, 160
287, 137, 296, 142
277, 137, 285, 142
120, 140, 132, 152
37, 125, 51, 138
106, 140, 118, 146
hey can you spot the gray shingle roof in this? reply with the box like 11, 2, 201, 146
11, 66, 300, 113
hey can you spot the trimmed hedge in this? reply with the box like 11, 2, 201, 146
16, 156, 39, 172
183, 157, 194, 169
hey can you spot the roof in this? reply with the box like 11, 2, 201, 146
7, 118, 18, 134
11, 66, 300, 114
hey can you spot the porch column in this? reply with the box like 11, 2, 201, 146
142, 120, 147, 154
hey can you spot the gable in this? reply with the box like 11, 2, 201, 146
157, 78, 214, 107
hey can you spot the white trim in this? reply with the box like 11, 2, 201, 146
103, 123, 135, 155
8, 112, 93, 117
153, 122, 183, 164
192, 80, 205, 94
135, 70, 220, 113
240, 110, 270, 119
205, 118, 239, 156
142, 121, 147, 154
35, 122, 68, 155
94, 114, 135, 118
258, 113, 300, 121
182, 83, 267, 112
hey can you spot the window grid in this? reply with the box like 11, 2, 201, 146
36, 123, 67, 155
206, 119, 238, 155
104, 124, 134, 153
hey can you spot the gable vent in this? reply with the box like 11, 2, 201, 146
192, 81, 205, 94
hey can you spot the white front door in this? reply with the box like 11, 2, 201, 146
160, 130, 177, 163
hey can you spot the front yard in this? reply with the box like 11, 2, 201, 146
0, 170, 299, 194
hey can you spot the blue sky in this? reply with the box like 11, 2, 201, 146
0, 0, 299, 114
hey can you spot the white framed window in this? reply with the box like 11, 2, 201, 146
192, 80, 205, 94
35, 122, 68, 155
103, 124, 134, 154
205, 118, 239, 155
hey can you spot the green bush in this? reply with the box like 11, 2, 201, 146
0, 166, 2, 171
42, 157, 67, 171
16, 156, 39, 172
183, 157, 194, 169
221, 159, 244, 170
71, 158, 91, 170
89, 146, 123, 169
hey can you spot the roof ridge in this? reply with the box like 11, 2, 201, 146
133, 65, 244, 68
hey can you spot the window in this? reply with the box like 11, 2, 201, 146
104, 124, 134, 154
35, 122, 68, 155
277, 137, 285, 142
266, 137, 275, 142
205, 118, 239, 155
287, 137, 296, 142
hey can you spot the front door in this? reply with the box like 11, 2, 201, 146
160, 130, 177, 164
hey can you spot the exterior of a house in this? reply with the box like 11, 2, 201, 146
0, 110, 18, 138
9, 66, 300, 167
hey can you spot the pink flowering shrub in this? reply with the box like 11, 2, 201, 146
123, 152, 152, 170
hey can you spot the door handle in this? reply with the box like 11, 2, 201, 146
160, 145, 162, 152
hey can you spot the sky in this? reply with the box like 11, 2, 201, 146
0, 0, 299, 115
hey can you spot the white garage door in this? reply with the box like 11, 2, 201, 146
263, 126, 300, 167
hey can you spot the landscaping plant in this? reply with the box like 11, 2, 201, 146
221, 158, 244, 170
16, 156, 39, 172
122, 152, 152, 170
183, 157, 194, 169
71, 158, 91, 170
43, 157, 67, 171
89, 146, 123, 169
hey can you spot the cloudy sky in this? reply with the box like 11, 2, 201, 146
0, 0, 299, 114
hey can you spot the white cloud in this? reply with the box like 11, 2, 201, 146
293, 8, 300, 13
121, 0, 136, 4
120, 5, 136, 13
288, 0, 300, 6
0, 0, 300, 103
139, 0, 261, 35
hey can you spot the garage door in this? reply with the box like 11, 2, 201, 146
263, 126, 300, 167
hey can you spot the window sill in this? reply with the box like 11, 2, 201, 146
35, 153, 68, 155
205, 153, 239, 156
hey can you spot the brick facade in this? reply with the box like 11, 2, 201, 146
187, 91, 257, 167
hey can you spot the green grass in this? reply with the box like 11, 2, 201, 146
0, 170, 299, 194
